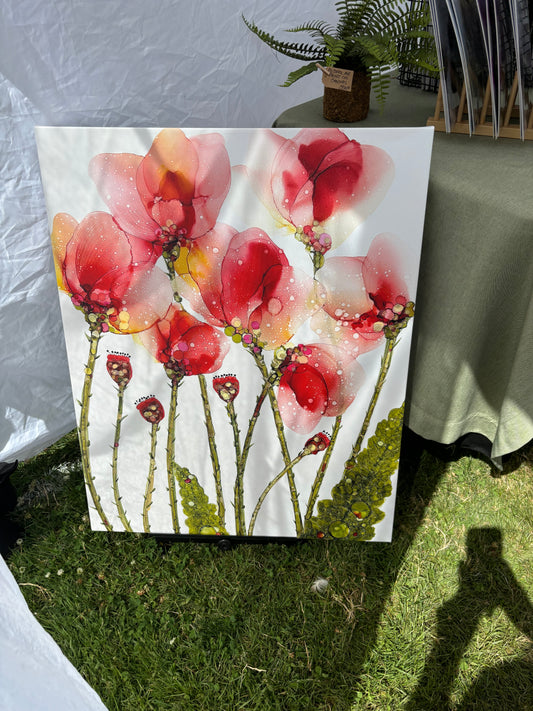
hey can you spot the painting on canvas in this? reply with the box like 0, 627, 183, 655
36, 126, 433, 540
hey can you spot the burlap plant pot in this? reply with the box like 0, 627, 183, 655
323, 71, 371, 123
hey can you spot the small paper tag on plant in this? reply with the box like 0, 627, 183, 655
320, 66, 354, 92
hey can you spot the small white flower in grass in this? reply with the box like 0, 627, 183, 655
45, 572, 51, 578
77, 568, 83, 575
57, 569, 64, 576
15, 538, 23, 546
310, 577, 329, 594
19, 567, 25, 574
169, 638, 176, 646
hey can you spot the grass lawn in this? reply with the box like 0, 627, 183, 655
6, 429, 533, 711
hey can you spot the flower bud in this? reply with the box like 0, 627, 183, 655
106, 353, 132, 388
304, 432, 331, 455
212, 375, 239, 403
136, 396, 165, 424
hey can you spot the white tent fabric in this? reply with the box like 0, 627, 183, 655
0, 4, 336, 704
0, 554, 108, 710
0, 0, 336, 463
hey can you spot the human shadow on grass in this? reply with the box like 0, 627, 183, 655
404, 527, 533, 711
301, 432, 530, 711
287, 428, 453, 709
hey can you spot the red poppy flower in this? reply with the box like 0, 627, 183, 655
136, 396, 165, 424
51, 211, 173, 333
212, 375, 240, 403
137, 303, 229, 380
277, 344, 365, 434
176, 224, 322, 350
89, 129, 231, 251
312, 233, 414, 356
106, 353, 132, 388
244, 128, 394, 249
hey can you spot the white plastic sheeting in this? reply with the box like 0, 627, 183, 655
0, 0, 335, 463
0, 554, 108, 710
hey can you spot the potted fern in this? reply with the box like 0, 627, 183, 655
243, 0, 439, 122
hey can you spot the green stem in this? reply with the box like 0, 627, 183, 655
253, 352, 303, 536
198, 374, 225, 527
239, 379, 270, 477
312, 249, 324, 276
143, 422, 158, 533
163, 253, 182, 304
111, 386, 132, 532
166, 379, 181, 533
227, 400, 245, 535
304, 415, 342, 531
351, 334, 398, 460
79, 327, 112, 531
248, 453, 306, 535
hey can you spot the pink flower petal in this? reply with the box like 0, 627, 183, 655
88, 153, 160, 240
136, 129, 230, 241
137, 303, 229, 374
248, 265, 322, 349
271, 137, 314, 226
177, 223, 238, 325
311, 310, 384, 358
138, 129, 198, 203
240, 129, 288, 219
189, 133, 231, 239
51, 213, 77, 291
63, 212, 134, 299
317, 256, 372, 321
278, 343, 365, 433
220, 227, 288, 324
112, 264, 174, 333
362, 233, 409, 308
278, 364, 328, 433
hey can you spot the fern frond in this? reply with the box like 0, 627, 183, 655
352, 34, 398, 65
284, 20, 336, 40
335, 0, 376, 39
367, 1, 426, 37
243, 15, 325, 61
323, 34, 346, 67
369, 66, 392, 111
280, 61, 320, 87
399, 50, 440, 74
345, 0, 391, 36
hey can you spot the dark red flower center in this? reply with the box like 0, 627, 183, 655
352, 295, 414, 335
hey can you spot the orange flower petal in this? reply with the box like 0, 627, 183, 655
50, 213, 77, 292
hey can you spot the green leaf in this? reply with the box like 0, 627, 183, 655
323, 34, 346, 67
281, 61, 319, 87
173, 465, 228, 535
305, 404, 404, 540
242, 15, 325, 62
284, 21, 336, 40
369, 67, 392, 111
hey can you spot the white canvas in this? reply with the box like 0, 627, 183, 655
36, 126, 433, 541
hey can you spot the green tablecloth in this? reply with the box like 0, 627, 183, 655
274, 82, 533, 458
